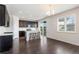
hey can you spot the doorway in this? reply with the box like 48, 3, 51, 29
40, 21, 47, 36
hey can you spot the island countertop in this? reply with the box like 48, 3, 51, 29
0, 32, 13, 36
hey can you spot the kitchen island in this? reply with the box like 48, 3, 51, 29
0, 33, 13, 52
19, 27, 40, 42
26, 30, 40, 42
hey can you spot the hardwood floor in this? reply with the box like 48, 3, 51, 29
1, 37, 79, 54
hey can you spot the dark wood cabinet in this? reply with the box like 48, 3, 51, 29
0, 4, 5, 26
0, 4, 10, 26
19, 31, 25, 37
19, 20, 38, 28
0, 35, 13, 52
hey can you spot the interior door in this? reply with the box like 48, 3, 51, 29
40, 21, 47, 36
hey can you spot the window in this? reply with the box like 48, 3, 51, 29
57, 15, 76, 32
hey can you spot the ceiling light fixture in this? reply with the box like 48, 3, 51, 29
46, 4, 55, 16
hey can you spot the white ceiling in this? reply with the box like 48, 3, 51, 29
6, 4, 79, 20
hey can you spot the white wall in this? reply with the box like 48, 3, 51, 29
40, 7, 79, 46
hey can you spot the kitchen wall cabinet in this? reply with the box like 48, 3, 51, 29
0, 4, 5, 26
0, 4, 10, 26
19, 20, 38, 28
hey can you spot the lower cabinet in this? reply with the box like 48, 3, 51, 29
0, 35, 13, 52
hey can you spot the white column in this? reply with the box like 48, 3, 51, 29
12, 15, 19, 53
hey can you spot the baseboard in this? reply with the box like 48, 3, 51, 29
47, 37, 79, 47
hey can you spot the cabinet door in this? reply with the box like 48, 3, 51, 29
0, 35, 13, 52
0, 36, 2, 51
0, 5, 5, 26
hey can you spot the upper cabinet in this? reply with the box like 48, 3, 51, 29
19, 20, 38, 28
0, 4, 10, 26
0, 4, 5, 26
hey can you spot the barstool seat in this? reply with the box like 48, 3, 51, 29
29, 32, 40, 40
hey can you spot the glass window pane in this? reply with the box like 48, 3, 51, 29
59, 18, 65, 22
66, 24, 75, 31
59, 25, 65, 31
66, 16, 75, 24
66, 16, 75, 31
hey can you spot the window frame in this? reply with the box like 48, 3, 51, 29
57, 14, 76, 33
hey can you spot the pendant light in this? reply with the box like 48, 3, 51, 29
46, 4, 55, 16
